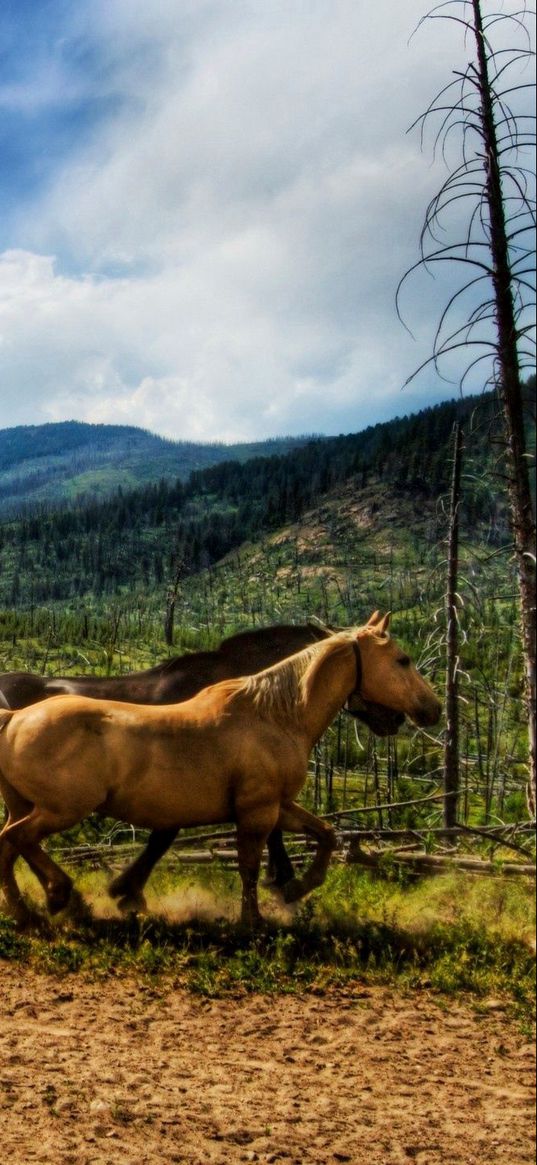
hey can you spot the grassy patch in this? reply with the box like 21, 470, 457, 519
1, 865, 534, 1022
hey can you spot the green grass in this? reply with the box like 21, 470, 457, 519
1, 864, 534, 1024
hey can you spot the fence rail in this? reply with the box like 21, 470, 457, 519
53, 816, 536, 879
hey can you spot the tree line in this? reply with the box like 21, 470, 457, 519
0, 390, 517, 608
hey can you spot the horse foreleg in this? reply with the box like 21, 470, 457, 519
276, 803, 336, 904
108, 827, 178, 913
265, 827, 294, 887
236, 822, 276, 929
1, 810, 75, 916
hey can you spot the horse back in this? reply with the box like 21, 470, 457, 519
0, 672, 49, 710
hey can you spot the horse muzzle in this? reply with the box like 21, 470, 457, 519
410, 697, 443, 728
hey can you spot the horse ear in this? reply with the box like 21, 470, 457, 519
376, 612, 391, 635
366, 611, 381, 626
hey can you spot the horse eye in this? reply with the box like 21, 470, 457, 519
398, 655, 411, 668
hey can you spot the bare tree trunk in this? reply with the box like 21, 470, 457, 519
164, 558, 184, 647
444, 422, 463, 829
471, 0, 537, 817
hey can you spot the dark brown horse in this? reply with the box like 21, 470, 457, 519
0, 623, 335, 709
0, 615, 442, 927
0, 622, 340, 915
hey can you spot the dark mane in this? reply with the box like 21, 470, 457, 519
218, 621, 331, 652
154, 621, 333, 676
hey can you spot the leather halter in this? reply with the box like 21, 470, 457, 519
344, 640, 368, 714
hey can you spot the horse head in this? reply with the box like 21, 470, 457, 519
344, 611, 442, 736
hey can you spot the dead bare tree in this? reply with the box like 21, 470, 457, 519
164, 556, 184, 647
398, 0, 536, 816
444, 421, 464, 828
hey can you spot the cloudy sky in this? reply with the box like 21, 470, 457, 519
0, 1, 533, 442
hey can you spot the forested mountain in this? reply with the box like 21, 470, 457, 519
0, 388, 523, 611
0, 387, 533, 845
0, 420, 312, 515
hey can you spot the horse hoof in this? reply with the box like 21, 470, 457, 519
11, 907, 46, 933
107, 875, 126, 900
116, 893, 147, 916
64, 889, 94, 924
263, 872, 295, 891
108, 878, 147, 913
281, 877, 305, 905
13, 908, 53, 936
239, 910, 265, 931
47, 886, 73, 915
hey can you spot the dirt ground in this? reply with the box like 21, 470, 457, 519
0, 964, 534, 1165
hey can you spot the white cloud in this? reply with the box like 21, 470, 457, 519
0, 2, 531, 440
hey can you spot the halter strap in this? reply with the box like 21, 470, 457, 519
344, 640, 368, 713
352, 640, 362, 693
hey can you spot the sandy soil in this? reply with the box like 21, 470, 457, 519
0, 964, 534, 1165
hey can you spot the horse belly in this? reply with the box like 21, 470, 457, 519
105, 759, 234, 831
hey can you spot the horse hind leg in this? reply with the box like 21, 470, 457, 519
1, 808, 75, 917
0, 787, 45, 928
0, 835, 41, 929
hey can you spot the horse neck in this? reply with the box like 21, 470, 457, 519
299, 639, 357, 746
219, 623, 328, 673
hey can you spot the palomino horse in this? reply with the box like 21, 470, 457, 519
0, 623, 340, 913
0, 614, 441, 927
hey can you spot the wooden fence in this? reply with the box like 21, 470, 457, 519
53, 802, 535, 880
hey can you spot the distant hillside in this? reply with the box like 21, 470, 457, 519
0, 420, 313, 516
0, 389, 524, 611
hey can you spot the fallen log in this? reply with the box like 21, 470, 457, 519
347, 843, 536, 877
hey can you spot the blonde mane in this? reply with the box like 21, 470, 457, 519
239, 632, 357, 724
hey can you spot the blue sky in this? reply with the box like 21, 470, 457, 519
0, 1, 534, 442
